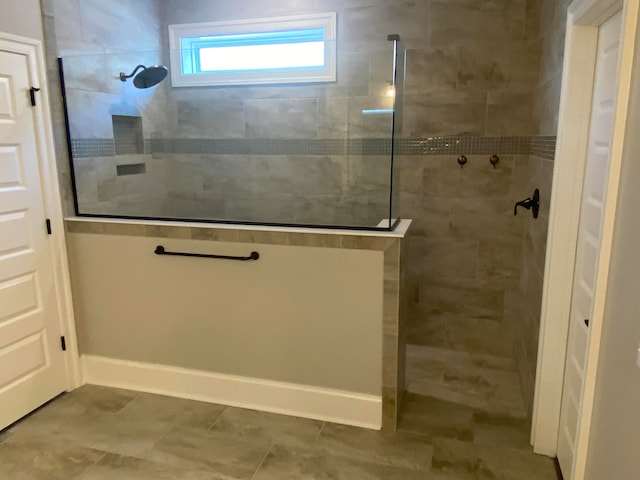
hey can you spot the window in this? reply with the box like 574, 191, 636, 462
169, 13, 337, 87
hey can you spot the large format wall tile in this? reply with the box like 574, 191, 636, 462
403, 93, 487, 136
346, 96, 394, 138
486, 92, 535, 136
419, 279, 506, 322
177, 100, 246, 139
408, 235, 479, 281
533, 76, 564, 136
458, 41, 540, 92
514, 0, 566, 413
396, 153, 529, 362
428, 0, 527, 46
405, 47, 460, 94
478, 237, 522, 285
422, 155, 514, 198
341, 2, 429, 50
317, 97, 349, 138
79, 0, 163, 53
407, 314, 515, 358
245, 98, 319, 139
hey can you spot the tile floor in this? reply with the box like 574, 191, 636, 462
406, 344, 527, 418
0, 384, 560, 479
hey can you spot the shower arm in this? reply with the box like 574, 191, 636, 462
119, 65, 147, 82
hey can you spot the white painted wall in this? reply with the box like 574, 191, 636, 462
585, 21, 640, 479
0, 0, 44, 40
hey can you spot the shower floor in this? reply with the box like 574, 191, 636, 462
405, 344, 527, 419
399, 304, 559, 478
1, 384, 560, 479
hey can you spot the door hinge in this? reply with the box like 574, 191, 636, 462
46, 218, 52, 235
30, 86, 41, 107
60, 336, 67, 351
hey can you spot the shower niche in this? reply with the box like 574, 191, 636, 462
112, 115, 144, 155
59, 35, 406, 230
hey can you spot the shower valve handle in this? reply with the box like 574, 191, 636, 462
514, 189, 540, 219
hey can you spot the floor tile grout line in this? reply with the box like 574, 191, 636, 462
207, 406, 228, 431
249, 441, 274, 480
313, 422, 326, 443
135, 421, 176, 461
111, 390, 141, 415
77, 449, 109, 478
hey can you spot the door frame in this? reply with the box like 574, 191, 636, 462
0, 32, 81, 391
532, 0, 639, 474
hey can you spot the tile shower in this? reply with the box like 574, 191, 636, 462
61, 38, 404, 229
43, 0, 560, 431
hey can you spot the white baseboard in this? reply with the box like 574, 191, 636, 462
81, 355, 382, 430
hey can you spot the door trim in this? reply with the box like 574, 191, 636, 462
533, 0, 639, 474
0, 32, 81, 391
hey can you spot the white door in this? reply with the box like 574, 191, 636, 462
0, 48, 67, 430
557, 10, 622, 478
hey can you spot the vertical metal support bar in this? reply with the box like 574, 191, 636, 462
58, 57, 81, 216
387, 34, 400, 231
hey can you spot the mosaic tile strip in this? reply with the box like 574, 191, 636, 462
148, 136, 531, 156
398, 136, 531, 155
529, 136, 557, 161
70, 136, 557, 159
71, 138, 115, 159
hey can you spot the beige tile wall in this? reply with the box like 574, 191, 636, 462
42, 0, 168, 216
163, 0, 540, 138
399, 154, 529, 362
514, 0, 572, 416
44, 0, 558, 412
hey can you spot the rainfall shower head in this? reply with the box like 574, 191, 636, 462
119, 64, 168, 88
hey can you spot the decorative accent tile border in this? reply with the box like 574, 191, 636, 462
70, 136, 558, 159
398, 136, 531, 155
147, 136, 533, 157
71, 138, 115, 159
529, 136, 557, 161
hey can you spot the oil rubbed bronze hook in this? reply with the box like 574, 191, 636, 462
514, 189, 540, 219
490, 154, 499, 168
457, 155, 468, 168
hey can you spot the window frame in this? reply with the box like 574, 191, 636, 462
168, 12, 337, 88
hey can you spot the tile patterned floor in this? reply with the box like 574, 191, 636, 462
0, 385, 560, 479
406, 345, 527, 418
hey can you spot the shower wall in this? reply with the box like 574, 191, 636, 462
41, 0, 168, 216
161, 0, 540, 349
514, 0, 571, 415
44, 0, 551, 404
383, 1, 540, 379
50, 0, 401, 227
142, 47, 396, 225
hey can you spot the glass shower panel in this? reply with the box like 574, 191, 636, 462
390, 36, 406, 227
60, 39, 402, 230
